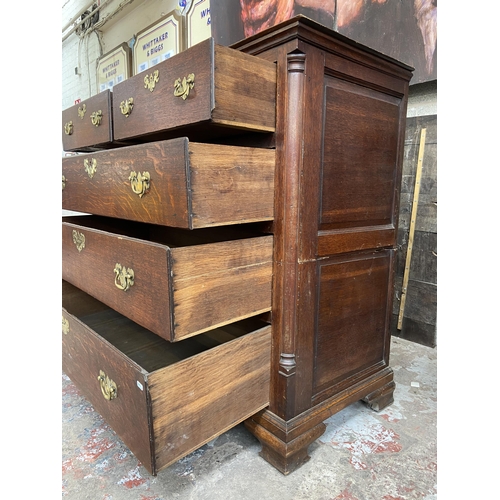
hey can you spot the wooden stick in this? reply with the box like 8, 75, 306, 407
397, 128, 427, 330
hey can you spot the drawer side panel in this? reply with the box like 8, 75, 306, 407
171, 236, 273, 340
212, 44, 276, 132
190, 143, 275, 227
148, 325, 271, 472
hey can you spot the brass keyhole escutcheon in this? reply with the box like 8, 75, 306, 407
174, 73, 195, 100
72, 230, 86, 252
64, 121, 73, 135
120, 98, 134, 117
129, 171, 150, 198
78, 104, 86, 119
114, 263, 135, 291
144, 70, 159, 92
84, 158, 97, 179
97, 370, 117, 401
62, 175, 66, 191
90, 110, 103, 127
62, 316, 70, 335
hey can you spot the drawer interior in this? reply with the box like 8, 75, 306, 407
63, 214, 271, 248
63, 281, 269, 373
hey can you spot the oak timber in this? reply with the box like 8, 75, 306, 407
62, 216, 273, 342
62, 138, 275, 229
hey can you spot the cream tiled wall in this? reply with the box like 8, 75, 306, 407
62, 0, 179, 109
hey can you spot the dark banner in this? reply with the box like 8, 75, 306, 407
211, 0, 436, 85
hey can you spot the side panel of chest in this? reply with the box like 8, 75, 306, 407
311, 70, 406, 402
234, 23, 411, 421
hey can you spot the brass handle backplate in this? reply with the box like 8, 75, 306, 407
174, 73, 195, 100
64, 121, 73, 135
90, 110, 103, 126
114, 263, 134, 291
72, 230, 86, 252
120, 98, 134, 117
97, 370, 117, 401
78, 104, 86, 119
129, 171, 150, 198
62, 316, 70, 335
144, 70, 159, 92
84, 158, 97, 179
62, 175, 66, 190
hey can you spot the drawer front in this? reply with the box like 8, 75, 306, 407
62, 301, 152, 472
62, 281, 271, 475
62, 220, 172, 340
62, 90, 113, 152
61, 138, 275, 228
112, 38, 276, 141
62, 218, 273, 341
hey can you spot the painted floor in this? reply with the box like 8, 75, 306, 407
62, 337, 437, 499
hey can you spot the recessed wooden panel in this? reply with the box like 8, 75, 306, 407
320, 78, 402, 229
313, 250, 393, 395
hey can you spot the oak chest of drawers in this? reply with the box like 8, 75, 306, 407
62, 16, 413, 476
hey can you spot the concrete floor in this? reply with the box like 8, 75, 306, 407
62, 336, 437, 499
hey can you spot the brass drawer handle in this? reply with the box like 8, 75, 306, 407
84, 158, 97, 179
174, 73, 195, 100
144, 70, 159, 92
62, 316, 70, 335
78, 104, 86, 119
64, 121, 73, 135
129, 171, 150, 198
62, 175, 66, 190
120, 98, 134, 117
114, 263, 134, 291
72, 230, 85, 252
97, 370, 117, 401
90, 110, 103, 126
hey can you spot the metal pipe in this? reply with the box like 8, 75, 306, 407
62, 1, 96, 33
62, 0, 113, 43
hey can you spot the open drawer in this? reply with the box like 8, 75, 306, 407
62, 90, 114, 152
62, 215, 273, 342
61, 137, 275, 229
62, 280, 271, 475
111, 38, 276, 142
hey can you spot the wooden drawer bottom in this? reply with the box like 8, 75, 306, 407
62, 281, 271, 475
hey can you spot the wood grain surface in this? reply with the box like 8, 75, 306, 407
111, 38, 276, 142
62, 90, 113, 152
62, 217, 273, 341
62, 138, 275, 228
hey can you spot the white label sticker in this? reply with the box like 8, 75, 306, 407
137, 380, 144, 391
